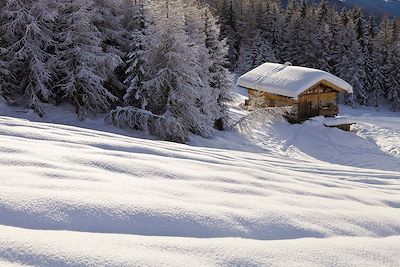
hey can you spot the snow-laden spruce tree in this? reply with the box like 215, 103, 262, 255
236, 29, 277, 74
295, 0, 318, 68
0, 0, 57, 116
119, 0, 144, 51
107, 1, 178, 141
386, 48, 400, 111
333, 10, 366, 106
203, 5, 231, 129
0, 2, 8, 100
364, 16, 385, 108
108, 0, 226, 142
236, 1, 278, 74
281, 0, 302, 65
376, 15, 394, 99
0, 48, 11, 101
93, 0, 123, 55
92, 0, 126, 99
183, 3, 211, 90
313, 0, 332, 71
252, 32, 277, 67
385, 21, 400, 111
184, 3, 223, 130
257, 1, 283, 61
219, 0, 240, 70
54, 0, 121, 120
123, 0, 149, 109
235, 2, 259, 74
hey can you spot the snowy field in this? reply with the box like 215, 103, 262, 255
0, 92, 400, 266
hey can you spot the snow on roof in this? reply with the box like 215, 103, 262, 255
237, 63, 353, 99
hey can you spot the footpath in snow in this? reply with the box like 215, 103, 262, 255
0, 97, 399, 266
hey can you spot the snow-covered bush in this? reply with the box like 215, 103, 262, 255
106, 106, 188, 143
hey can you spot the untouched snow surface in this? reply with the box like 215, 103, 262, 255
0, 98, 400, 266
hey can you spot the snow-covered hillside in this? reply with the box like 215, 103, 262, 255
0, 95, 400, 266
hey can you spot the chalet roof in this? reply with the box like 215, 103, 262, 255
236, 63, 353, 100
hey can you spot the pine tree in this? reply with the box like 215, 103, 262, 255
327, 5, 342, 74
236, 0, 278, 73
219, 0, 240, 70
184, 3, 221, 130
54, 0, 121, 120
109, 0, 227, 142
235, 2, 256, 73
281, 0, 302, 64
0, 48, 11, 101
316, 0, 329, 23
204, 6, 231, 129
385, 21, 400, 111
377, 15, 393, 98
143, 0, 215, 137
0, 0, 57, 116
314, 0, 332, 71
0, 4, 11, 101
252, 30, 277, 67
386, 52, 400, 111
334, 10, 366, 106
296, 1, 318, 68
123, 1, 149, 108
365, 16, 384, 108
93, 0, 123, 55
263, 1, 284, 60
93, 0, 126, 102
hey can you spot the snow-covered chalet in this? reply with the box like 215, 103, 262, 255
237, 62, 353, 120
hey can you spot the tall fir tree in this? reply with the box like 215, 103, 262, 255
365, 16, 384, 108
386, 48, 400, 111
281, 0, 302, 64
314, 0, 332, 71
219, 0, 240, 70
108, 0, 230, 142
0, 0, 57, 116
54, 0, 121, 120
123, 1, 149, 108
385, 21, 400, 111
203, 6, 231, 129
93, 0, 126, 101
377, 15, 393, 98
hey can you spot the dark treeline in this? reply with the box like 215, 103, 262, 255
207, 0, 400, 111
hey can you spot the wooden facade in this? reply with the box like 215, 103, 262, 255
247, 89, 295, 108
246, 81, 345, 121
296, 83, 338, 120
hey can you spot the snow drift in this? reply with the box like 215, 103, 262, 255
0, 102, 399, 266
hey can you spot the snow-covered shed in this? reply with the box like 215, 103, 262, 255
237, 63, 353, 120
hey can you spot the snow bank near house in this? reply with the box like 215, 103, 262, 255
340, 105, 400, 159
237, 62, 353, 98
234, 107, 400, 172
